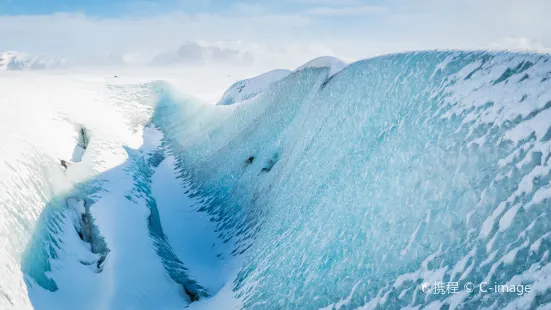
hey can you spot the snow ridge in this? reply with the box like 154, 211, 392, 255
216, 69, 291, 105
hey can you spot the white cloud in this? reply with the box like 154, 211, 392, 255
489, 37, 551, 53
0, 0, 550, 71
151, 41, 254, 66
0, 10, 311, 56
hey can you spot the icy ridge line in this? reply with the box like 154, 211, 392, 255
217, 56, 347, 105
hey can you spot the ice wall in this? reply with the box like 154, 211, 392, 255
151, 51, 551, 309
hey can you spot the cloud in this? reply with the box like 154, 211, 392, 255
0, 0, 550, 71
489, 37, 551, 53
151, 41, 254, 66
0, 9, 312, 54
306, 5, 387, 16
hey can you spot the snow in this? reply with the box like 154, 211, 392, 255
1, 51, 551, 310
0, 70, 207, 309
150, 154, 233, 294
0, 51, 66, 71
0, 72, 142, 309
216, 69, 291, 105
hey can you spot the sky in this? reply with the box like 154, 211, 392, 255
0, 0, 550, 70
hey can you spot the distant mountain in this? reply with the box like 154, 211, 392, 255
217, 69, 291, 105
0, 51, 67, 71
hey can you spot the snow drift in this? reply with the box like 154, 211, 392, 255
1, 51, 551, 310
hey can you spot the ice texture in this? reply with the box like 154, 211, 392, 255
151, 51, 551, 309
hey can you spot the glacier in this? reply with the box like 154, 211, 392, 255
0, 51, 551, 310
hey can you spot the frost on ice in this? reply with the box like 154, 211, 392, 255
1, 51, 551, 309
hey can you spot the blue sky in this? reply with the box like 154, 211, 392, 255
0, 0, 549, 69
0, 0, 386, 16
1, 0, 194, 16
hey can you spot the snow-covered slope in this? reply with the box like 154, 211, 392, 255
0, 52, 66, 70
0, 72, 206, 310
1, 51, 551, 310
216, 69, 290, 105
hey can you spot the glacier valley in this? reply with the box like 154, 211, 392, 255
1, 51, 551, 310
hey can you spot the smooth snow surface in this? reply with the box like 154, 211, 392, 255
1, 51, 551, 310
